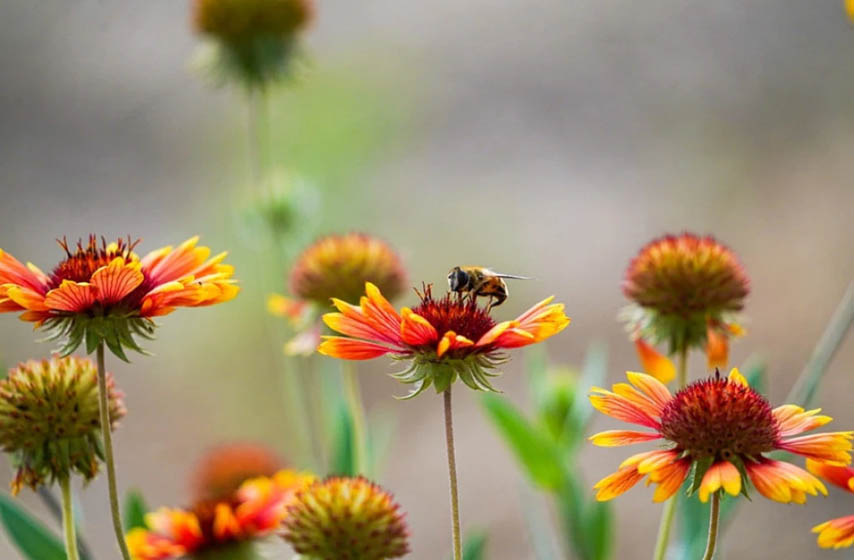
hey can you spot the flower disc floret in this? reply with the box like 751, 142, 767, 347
588, 369, 854, 505
317, 282, 569, 398
283, 476, 409, 560
0, 356, 125, 493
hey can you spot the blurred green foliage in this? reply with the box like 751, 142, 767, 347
481, 344, 613, 560
0, 493, 66, 560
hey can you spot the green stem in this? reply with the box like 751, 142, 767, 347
443, 387, 462, 560
36, 487, 94, 560
342, 362, 367, 474
786, 281, 854, 406
701, 493, 721, 560
59, 476, 80, 560
651, 345, 689, 560
96, 343, 131, 560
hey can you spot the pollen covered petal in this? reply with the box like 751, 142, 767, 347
593, 465, 645, 501
778, 432, 854, 464
400, 308, 439, 346
813, 515, 854, 549
634, 338, 676, 383
589, 430, 661, 447
806, 459, 854, 493
90, 257, 144, 304
317, 337, 394, 360
44, 281, 98, 312
589, 388, 660, 429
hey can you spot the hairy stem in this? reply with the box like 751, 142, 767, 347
444, 388, 462, 560
651, 345, 689, 560
342, 362, 367, 474
701, 493, 721, 560
59, 476, 80, 560
96, 343, 131, 560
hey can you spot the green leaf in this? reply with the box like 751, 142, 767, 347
582, 501, 614, 560
0, 492, 67, 560
329, 399, 355, 476
461, 530, 488, 560
123, 489, 149, 530
481, 393, 564, 490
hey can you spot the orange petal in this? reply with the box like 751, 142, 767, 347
649, 458, 691, 502
612, 382, 665, 419
589, 430, 661, 447
212, 503, 241, 541
436, 331, 474, 358
316, 337, 394, 360
43, 281, 98, 312
0, 249, 49, 293
126, 528, 188, 560
705, 325, 729, 369
400, 308, 439, 346
324, 312, 394, 344
267, 294, 308, 323
813, 515, 854, 549
634, 338, 676, 383
806, 459, 854, 493
746, 460, 826, 504
626, 371, 672, 410
4, 285, 49, 311
90, 258, 144, 304
497, 300, 570, 348
778, 432, 854, 463
773, 405, 833, 437
589, 388, 660, 429
698, 461, 741, 503
475, 320, 516, 347
593, 465, 645, 501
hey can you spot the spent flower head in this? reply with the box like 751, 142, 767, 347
589, 369, 853, 505
318, 282, 569, 398
0, 236, 238, 360
0, 356, 125, 493
127, 469, 315, 560
192, 0, 314, 88
283, 476, 409, 560
622, 233, 749, 358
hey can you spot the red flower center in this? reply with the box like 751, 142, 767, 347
411, 285, 496, 344
659, 373, 779, 460
50, 236, 139, 288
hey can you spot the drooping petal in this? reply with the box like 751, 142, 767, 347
778, 432, 854, 464
316, 337, 396, 360
813, 515, 854, 549
705, 324, 729, 369
633, 449, 679, 474
634, 338, 676, 383
593, 465, 645, 501
698, 461, 741, 503
90, 258, 144, 304
0, 249, 50, 294
746, 459, 827, 504
589, 388, 660, 429
773, 405, 833, 437
400, 308, 439, 346
806, 459, 854, 493
43, 281, 98, 312
589, 430, 661, 447
648, 458, 691, 502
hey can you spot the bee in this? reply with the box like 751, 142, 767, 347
447, 266, 530, 310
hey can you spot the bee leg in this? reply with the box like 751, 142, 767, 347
485, 296, 494, 313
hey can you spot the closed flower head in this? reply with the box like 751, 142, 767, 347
0, 356, 125, 493
283, 476, 409, 560
318, 283, 569, 398
0, 236, 238, 359
589, 369, 852, 505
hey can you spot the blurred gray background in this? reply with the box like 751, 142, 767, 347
1, 1, 853, 558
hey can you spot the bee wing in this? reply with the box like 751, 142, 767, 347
487, 270, 532, 280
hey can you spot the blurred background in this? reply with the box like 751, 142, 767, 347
1, 1, 853, 558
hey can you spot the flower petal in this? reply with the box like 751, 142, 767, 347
634, 338, 676, 383
778, 432, 854, 464
436, 331, 474, 358
43, 281, 98, 312
593, 465, 645, 501
316, 337, 395, 360
625, 371, 672, 410
806, 459, 854, 493
400, 308, 439, 346
589, 430, 661, 447
589, 388, 660, 429
746, 459, 826, 504
492, 299, 570, 348
0, 249, 49, 294
813, 515, 854, 549
648, 458, 691, 502
728, 367, 748, 386
773, 405, 833, 437
4, 285, 49, 312
698, 461, 741, 503
90, 258, 144, 304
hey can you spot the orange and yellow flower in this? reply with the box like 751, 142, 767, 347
127, 469, 315, 560
318, 283, 569, 397
190, 442, 283, 503
622, 233, 749, 377
589, 369, 853, 504
808, 460, 854, 548
269, 233, 407, 356
0, 236, 238, 357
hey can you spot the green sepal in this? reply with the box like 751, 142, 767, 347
39, 312, 156, 362
727, 455, 752, 500
686, 456, 714, 496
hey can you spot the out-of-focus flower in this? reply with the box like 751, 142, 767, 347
0, 236, 238, 359
127, 469, 315, 560
589, 369, 852, 504
807, 459, 854, 548
192, 0, 314, 88
847, 0, 854, 22
240, 171, 321, 251
270, 233, 407, 357
318, 283, 569, 398
283, 476, 409, 560
0, 356, 125, 494
621, 233, 749, 378
190, 443, 283, 503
